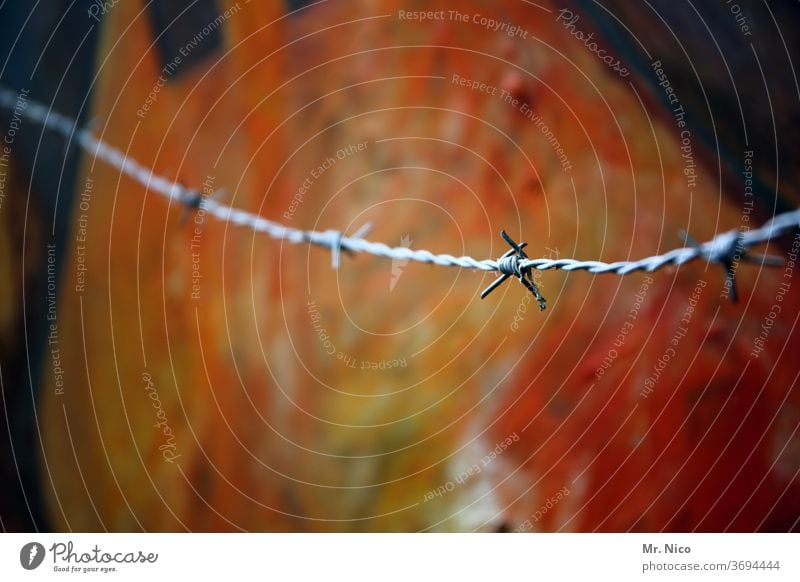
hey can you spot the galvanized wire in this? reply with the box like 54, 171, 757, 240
2, 87, 798, 301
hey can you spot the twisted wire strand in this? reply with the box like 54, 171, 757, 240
2, 87, 798, 285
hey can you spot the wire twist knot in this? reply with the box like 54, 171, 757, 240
2, 85, 798, 316
496, 254, 522, 277
481, 230, 547, 311
704, 230, 742, 264
682, 228, 783, 303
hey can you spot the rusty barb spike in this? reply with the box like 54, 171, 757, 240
481, 230, 547, 311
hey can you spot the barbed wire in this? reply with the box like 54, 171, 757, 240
2, 86, 798, 309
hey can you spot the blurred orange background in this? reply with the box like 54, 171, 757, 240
1, 0, 799, 532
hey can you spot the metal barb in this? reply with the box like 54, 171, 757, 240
481, 230, 547, 311
178, 189, 203, 225
682, 229, 741, 302
330, 231, 345, 269
2, 85, 797, 316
